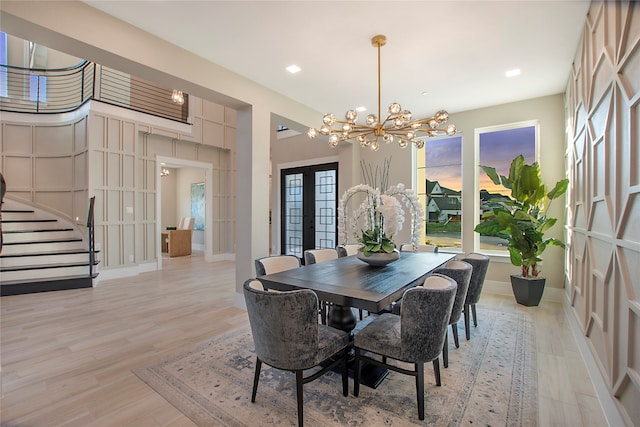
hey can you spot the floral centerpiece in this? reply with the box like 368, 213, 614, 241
338, 160, 424, 261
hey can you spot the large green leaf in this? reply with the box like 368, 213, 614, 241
480, 165, 501, 185
508, 246, 522, 267
548, 178, 569, 200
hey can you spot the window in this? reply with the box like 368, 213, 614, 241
418, 135, 462, 249
29, 72, 46, 102
477, 122, 537, 251
415, 121, 538, 254
0, 32, 7, 98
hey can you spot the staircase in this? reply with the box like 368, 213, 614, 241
0, 198, 99, 296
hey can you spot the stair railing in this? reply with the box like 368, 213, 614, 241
87, 196, 96, 279
0, 61, 188, 123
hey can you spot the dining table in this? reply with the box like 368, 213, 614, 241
259, 251, 455, 329
258, 251, 455, 387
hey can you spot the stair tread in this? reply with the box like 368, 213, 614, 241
1, 260, 100, 272
3, 238, 83, 245
3, 228, 74, 234
1, 273, 98, 288
0, 248, 100, 258
1, 219, 58, 223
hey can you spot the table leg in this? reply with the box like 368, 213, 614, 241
326, 304, 389, 389
327, 305, 357, 335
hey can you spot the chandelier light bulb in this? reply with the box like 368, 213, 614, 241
308, 35, 456, 150
389, 103, 401, 115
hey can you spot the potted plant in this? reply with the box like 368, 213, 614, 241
338, 160, 424, 266
474, 154, 569, 306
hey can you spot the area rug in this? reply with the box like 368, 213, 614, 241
133, 308, 537, 426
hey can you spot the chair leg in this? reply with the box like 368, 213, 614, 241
464, 304, 471, 340
443, 332, 449, 368
320, 301, 327, 325
452, 323, 460, 348
296, 370, 304, 427
342, 349, 348, 397
353, 348, 361, 397
433, 358, 441, 386
416, 362, 425, 420
251, 357, 262, 402
472, 304, 478, 327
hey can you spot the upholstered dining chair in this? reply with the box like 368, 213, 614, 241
433, 260, 472, 368
399, 243, 439, 253
243, 279, 349, 427
461, 253, 490, 340
255, 254, 301, 276
303, 248, 340, 323
353, 274, 457, 421
336, 244, 360, 257
303, 248, 338, 265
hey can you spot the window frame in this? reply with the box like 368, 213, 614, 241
473, 120, 540, 256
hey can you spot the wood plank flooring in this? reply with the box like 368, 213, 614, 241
0, 253, 608, 426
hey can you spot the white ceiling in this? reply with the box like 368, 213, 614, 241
83, 0, 590, 121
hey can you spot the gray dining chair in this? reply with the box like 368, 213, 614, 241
433, 260, 472, 368
255, 254, 301, 278
353, 274, 457, 421
243, 279, 349, 427
336, 244, 360, 257
399, 243, 439, 253
303, 248, 338, 265
461, 253, 490, 339
303, 248, 340, 323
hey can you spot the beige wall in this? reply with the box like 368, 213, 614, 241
565, 1, 640, 425
0, 109, 90, 225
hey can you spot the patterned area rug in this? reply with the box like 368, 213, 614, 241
133, 309, 537, 426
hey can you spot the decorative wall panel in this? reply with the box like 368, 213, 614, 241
565, 2, 640, 425
86, 97, 236, 269
1, 117, 89, 222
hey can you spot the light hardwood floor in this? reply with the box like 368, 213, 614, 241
1, 253, 608, 426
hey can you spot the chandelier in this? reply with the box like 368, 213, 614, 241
308, 35, 456, 151
171, 89, 185, 105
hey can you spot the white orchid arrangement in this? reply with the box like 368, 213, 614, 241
338, 160, 424, 256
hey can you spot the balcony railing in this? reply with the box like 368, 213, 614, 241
0, 60, 189, 123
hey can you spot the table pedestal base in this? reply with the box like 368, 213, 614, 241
326, 305, 389, 389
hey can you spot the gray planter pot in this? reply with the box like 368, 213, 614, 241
510, 275, 546, 306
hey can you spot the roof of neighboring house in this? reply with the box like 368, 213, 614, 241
480, 189, 511, 202
426, 179, 460, 196
430, 196, 462, 211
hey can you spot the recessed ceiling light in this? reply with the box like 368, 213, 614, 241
286, 64, 301, 74
421, 91, 429, 96
506, 69, 521, 78
356, 106, 367, 112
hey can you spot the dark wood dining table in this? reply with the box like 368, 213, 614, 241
259, 251, 455, 332
259, 251, 455, 388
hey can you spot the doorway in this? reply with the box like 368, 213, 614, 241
156, 156, 213, 268
280, 162, 338, 258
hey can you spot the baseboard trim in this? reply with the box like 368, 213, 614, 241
563, 295, 627, 427
483, 279, 564, 302
206, 253, 235, 262
94, 262, 158, 284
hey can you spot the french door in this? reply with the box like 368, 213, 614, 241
281, 163, 338, 258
